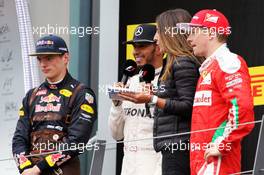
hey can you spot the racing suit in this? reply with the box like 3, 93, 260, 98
191, 44, 255, 175
12, 72, 97, 175
109, 67, 162, 175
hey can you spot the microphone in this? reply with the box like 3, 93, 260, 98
139, 64, 155, 117
139, 64, 155, 83
121, 59, 137, 85
112, 60, 137, 106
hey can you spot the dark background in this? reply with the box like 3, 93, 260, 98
117, 0, 264, 174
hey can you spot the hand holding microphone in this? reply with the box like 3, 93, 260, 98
139, 64, 155, 117
118, 64, 155, 106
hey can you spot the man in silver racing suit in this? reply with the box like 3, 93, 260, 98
109, 24, 164, 175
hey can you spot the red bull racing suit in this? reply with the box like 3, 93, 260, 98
12, 72, 97, 174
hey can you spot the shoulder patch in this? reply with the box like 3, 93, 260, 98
85, 93, 94, 104
18, 106, 24, 117
19, 110, 25, 117
216, 53, 241, 74
81, 104, 94, 114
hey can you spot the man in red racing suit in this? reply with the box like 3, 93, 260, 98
182, 9, 255, 175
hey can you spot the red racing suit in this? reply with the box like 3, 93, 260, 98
190, 44, 255, 175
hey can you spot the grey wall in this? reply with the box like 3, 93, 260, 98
28, 0, 70, 44
98, 0, 120, 174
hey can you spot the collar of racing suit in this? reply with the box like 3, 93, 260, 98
155, 67, 162, 76
199, 43, 229, 74
44, 71, 72, 90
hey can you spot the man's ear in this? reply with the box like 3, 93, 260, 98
63, 53, 70, 64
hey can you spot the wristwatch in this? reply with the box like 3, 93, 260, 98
148, 95, 158, 106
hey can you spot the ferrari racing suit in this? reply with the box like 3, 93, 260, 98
190, 44, 255, 175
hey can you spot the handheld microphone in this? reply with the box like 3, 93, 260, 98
139, 64, 155, 117
112, 60, 137, 106
139, 64, 155, 83
121, 59, 137, 85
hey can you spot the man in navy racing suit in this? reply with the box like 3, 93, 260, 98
12, 35, 97, 175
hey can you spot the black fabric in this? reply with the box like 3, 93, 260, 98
39, 157, 80, 175
153, 57, 200, 152
162, 145, 190, 175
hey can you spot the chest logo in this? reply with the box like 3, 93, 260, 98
35, 104, 61, 112
200, 72, 211, 85
40, 93, 61, 103
193, 91, 212, 106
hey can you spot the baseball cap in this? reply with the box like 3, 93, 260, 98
124, 24, 156, 44
177, 9, 231, 36
29, 35, 68, 56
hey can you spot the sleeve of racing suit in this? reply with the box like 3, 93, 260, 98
108, 103, 125, 140
163, 59, 200, 117
36, 87, 97, 171
12, 89, 34, 173
214, 57, 255, 155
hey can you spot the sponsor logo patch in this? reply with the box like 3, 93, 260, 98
45, 153, 65, 167
124, 108, 153, 118
80, 104, 94, 114
40, 93, 61, 103
37, 40, 54, 46
193, 91, 212, 106
200, 72, 211, 85
35, 104, 61, 112
19, 110, 24, 117
204, 13, 219, 23
81, 113, 92, 119
36, 89, 47, 96
85, 93, 94, 103
226, 78, 242, 88
80, 113, 93, 122
49, 84, 58, 89
19, 155, 31, 169
59, 89, 72, 97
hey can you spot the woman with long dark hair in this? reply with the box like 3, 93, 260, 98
153, 9, 203, 175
